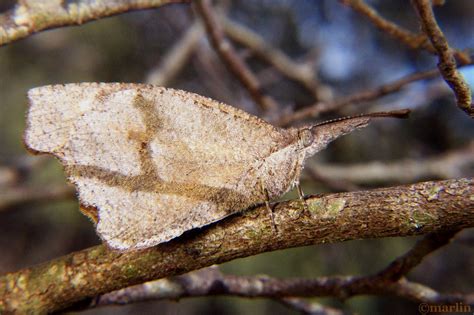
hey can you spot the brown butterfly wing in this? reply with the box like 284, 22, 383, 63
25, 83, 292, 249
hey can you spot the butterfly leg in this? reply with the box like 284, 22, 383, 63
260, 180, 277, 233
296, 182, 309, 216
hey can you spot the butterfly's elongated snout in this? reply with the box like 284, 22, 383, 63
310, 109, 411, 129
370, 109, 411, 118
303, 109, 411, 156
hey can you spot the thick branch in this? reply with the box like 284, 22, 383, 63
0, 178, 472, 313
412, 0, 474, 117
0, 0, 186, 46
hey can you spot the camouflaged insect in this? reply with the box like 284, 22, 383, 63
24, 83, 409, 250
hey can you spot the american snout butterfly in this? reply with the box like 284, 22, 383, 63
24, 83, 409, 250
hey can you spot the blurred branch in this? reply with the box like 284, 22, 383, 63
192, 42, 242, 104
305, 166, 361, 192
0, 156, 48, 187
0, 156, 74, 212
91, 267, 343, 315
92, 275, 473, 311
376, 230, 460, 281
277, 68, 441, 126
279, 298, 344, 315
0, 0, 187, 47
0, 184, 75, 212
412, 0, 474, 118
0, 178, 472, 313
92, 267, 345, 315
194, 0, 279, 113
0, 167, 18, 188
221, 16, 325, 102
339, 0, 471, 64
308, 142, 474, 184
92, 276, 472, 309
90, 229, 470, 311
146, 21, 203, 86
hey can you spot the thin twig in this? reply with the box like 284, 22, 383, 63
339, 0, 471, 64
222, 17, 324, 101
146, 21, 203, 86
278, 298, 346, 315
277, 68, 441, 126
0, 156, 49, 187
0, 0, 186, 46
194, 0, 279, 113
0, 167, 18, 188
92, 267, 345, 314
0, 185, 75, 212
340, 0, 429, 50
375, 230, 461, 281
412, 0, 474, 117
305, 166, 361, 192
304, 142, 474, 184
192, 42, 243, 104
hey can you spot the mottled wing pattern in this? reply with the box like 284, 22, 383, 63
24, 83, 291, 249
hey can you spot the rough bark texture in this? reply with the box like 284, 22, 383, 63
0, 0, 186, 46
0, 178, 472, 314
412, 0, 474, 117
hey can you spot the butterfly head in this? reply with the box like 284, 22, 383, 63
296, 128, 316, 154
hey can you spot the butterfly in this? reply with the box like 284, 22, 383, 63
24, 83, 409, 250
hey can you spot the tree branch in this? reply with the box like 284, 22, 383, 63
0, 184, 75, 212
0, 0, 187, 47
96, 274, 472, 308
412, 0, 474, 117
305, 166, 361, 192
89, 231, 469, 312
375, 229, 460, 281
194, 0, 279, 113
278, 298, 344, 315
145, 21, 203, 86
92, 267, 346, 315
0, 178, 472, 313
305, 142, 474, 184
277, 67, 441, 126
0, 156, 49, 187
339, 0, 471, 64
90, 240, 473, 310
221, 16, 324, 102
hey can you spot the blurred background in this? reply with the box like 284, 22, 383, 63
0, 0, 473, 314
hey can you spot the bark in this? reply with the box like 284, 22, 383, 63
0, 178, 472, 314
412, 0, 474, 117
0, 0, 186, 46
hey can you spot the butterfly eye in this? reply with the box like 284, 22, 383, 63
299, 129, 313, 148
